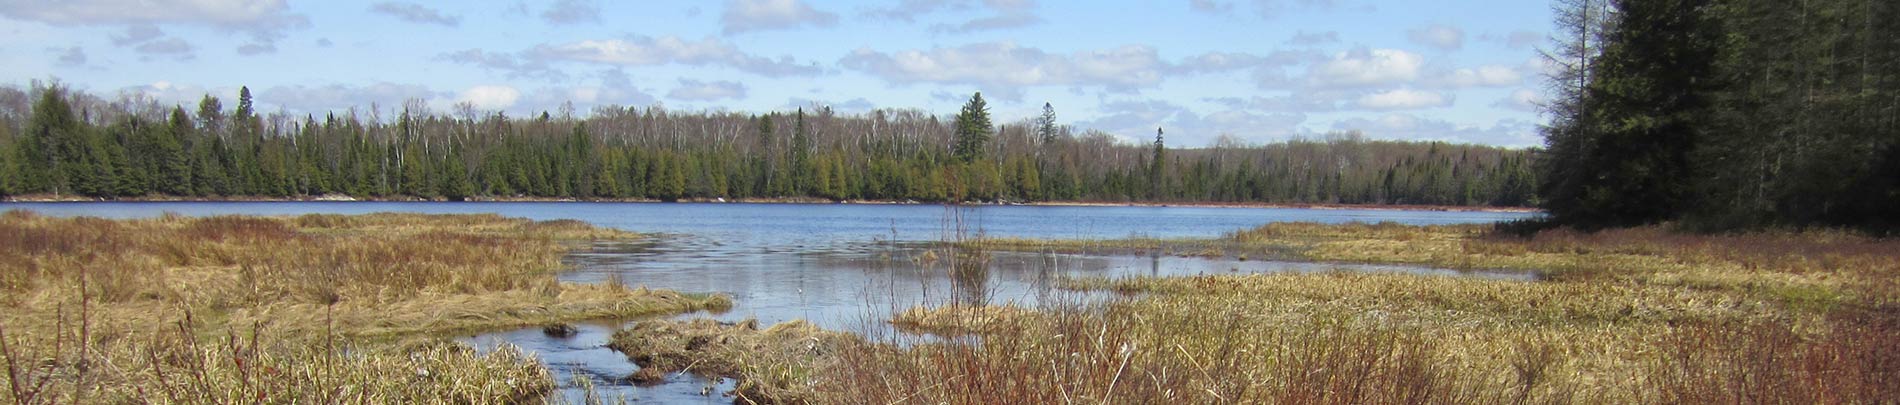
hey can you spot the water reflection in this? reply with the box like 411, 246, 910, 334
1, 201, 1537, 403
491, 235, 1535, 403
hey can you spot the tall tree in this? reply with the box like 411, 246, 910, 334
1537, 0, 1615, 226
1543, 0, 1720, 228
952, 92, 992, 163
1035, 102, 1058, 146
1150, 127, 1166, 198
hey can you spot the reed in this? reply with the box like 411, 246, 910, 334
626, 221, 1897, 404
0, 210, 722, 403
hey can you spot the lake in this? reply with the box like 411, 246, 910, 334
0, 201, 1536, 402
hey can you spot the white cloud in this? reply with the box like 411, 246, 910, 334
1187, 0, 1232, 14
0, 0, 292, 25
1407, 24, 1464, 51
541, 0, 600, 24
118, 81, 224, 108
870, 0, 1042, 34
109, 24, 165, 46
667, 79, 747, 101
532, 69, 659, 109
1481, 30, 1544, 50
253, 82, 440, 113
840, 42, 1168, 93
785, 97, 876, 113
440, 49, 564, 80
455, 85, 521, 111
1330, 114, 1539, 146
721, 0, 838, 34
1425, 65, 1523, 88
1206, 92, 1347, 113
134, 37, 196, 60
861, 0, 967, 21
1286, 30, 1338, 46
929, 12, 1039, 33
529, 36, 823, 77
1076, 99, 1308, 146
52, 46, 87, 66
1492, 88, 1543, 112
0, 0, 310, 54
1305, 48, 1423, 88
368, 2, 459, 27
1251, 0, 1342, 19
1355, 88, 1452, 110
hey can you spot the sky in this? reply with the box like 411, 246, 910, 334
0, 0, 1556, 148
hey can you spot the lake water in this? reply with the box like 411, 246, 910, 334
1, 201, 1537, 403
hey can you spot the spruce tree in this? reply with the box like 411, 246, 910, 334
952, 92, 992, 163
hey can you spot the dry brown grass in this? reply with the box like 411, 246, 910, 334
0, 210, 726, 403
888, 304, 1040, 336
676, 222, 1898, 404
607, 318, 856, 403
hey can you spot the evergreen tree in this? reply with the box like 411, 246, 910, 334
1545, 0, 1720, 228
156, 107, 193, 195
952, 92, 992, 163
1036, 102, 1058, 145
1150, 127, 1167, 198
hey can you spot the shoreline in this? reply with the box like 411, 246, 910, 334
0, 193, 1542, 214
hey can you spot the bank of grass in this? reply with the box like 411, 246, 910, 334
0, 211, 729, 403
630, 221, 1897, 403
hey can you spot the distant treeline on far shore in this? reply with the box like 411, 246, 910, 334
0, 85, 1535, 207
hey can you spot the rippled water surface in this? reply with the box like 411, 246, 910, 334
4, 201, 1537, 402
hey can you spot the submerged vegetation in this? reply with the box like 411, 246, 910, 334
622, 221, 1898, 403
0, 211, 727, 403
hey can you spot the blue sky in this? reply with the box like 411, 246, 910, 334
1, 0, 1555, 147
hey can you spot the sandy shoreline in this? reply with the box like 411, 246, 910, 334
1, 194, 1542, 214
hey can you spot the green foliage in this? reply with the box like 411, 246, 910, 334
952, 92, 992, 164
0, 86, 1536, 207
1539, 0, 1898, 232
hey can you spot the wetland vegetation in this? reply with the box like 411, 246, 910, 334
612, 221, 1897, 404
0, 211, 727, 403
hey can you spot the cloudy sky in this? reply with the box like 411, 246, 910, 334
1, 0, 1554, 147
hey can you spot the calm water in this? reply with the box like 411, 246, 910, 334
1, 201, 1536, 403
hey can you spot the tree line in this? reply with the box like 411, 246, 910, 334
1539, 0, 1898, 231
0, 84, 1536, 207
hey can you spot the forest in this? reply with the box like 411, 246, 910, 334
0, 85, 1537, 207
1539, 0, 1898, 231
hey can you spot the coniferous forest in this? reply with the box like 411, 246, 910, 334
0, 86, 1537, 207
1540, 0, 1898, 231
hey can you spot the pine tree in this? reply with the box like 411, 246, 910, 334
1150, 127, 1167, 198
156, 108, 193, 195
1036, 102, 1058, 145
952, 92, 992, 163
1556, 0, 1720, 227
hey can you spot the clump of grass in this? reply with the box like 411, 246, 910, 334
0, 210, 718, 402
607, 318, 855, 403
888, 304, 1039, 336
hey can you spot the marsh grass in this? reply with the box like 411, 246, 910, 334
631, 221, 1897, 404
606, 318, 855, 403
0, 210, 723, 403
888, 304, 1039, 336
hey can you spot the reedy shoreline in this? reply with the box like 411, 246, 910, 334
0, 211, 728, 403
